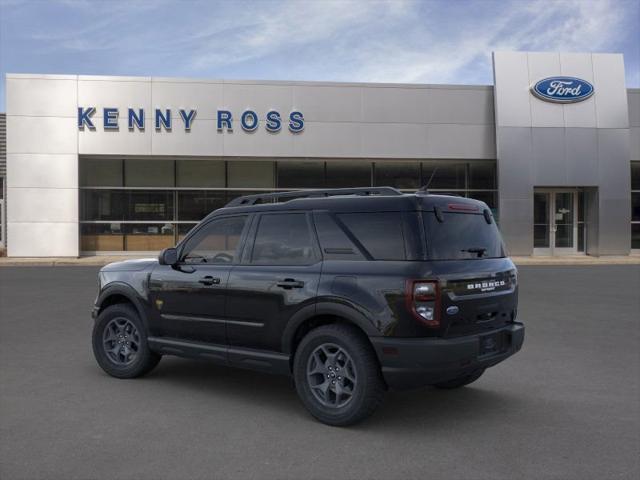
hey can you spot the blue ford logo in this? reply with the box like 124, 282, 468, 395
446, 306, 459, 315
531, 77, 594, 103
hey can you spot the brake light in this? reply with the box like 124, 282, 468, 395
448, 203, 479, 212
406, 280, 440, 327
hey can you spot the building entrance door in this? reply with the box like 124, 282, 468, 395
533, 189, 580, 255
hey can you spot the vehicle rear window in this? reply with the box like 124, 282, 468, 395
337, 212, 406, 260
423, 212, 505, 260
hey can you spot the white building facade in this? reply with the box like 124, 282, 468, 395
3, 51, 640, 257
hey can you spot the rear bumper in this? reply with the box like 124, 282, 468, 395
370, 323, 524, 390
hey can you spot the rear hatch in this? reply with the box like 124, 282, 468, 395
422, 204, 518, 338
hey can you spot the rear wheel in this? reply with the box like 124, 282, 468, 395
432, 368, 485, 389
92, 304, 161, 379
293, 324, 385, 426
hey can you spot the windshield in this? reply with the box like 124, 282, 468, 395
423, 212, 505, 260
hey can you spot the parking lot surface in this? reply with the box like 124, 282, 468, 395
1, 265, 639, 480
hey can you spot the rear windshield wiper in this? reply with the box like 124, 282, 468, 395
461, 247, 487, 258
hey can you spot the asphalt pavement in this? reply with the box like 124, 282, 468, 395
0, 265, 638, 480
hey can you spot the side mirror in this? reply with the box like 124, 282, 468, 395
158, 247, 178, 266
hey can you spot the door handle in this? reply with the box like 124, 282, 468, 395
276, 278, 305, 289
198, 276, 221, 286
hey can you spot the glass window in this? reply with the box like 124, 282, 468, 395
374, 162, 420, 190
467, 191, 496, 210
125, 159, 175, 187
251, 213, 316, 265
632, 193, 640, 222
423, 212, 505, 260
177, 160, 225, 188
632, 224, 640, 249
80, 158, 123, 186
123, 223, 175, 251
178, 191, 226, 221
313, 212, 365, 260
182, 216, 248, 264
421, 163, 466, 190
81, 190, 126, 221
127, 191, 174, 221
632, 162, 640, 191
227, 161, 274, 188
468, 162, 496, 190
277, 161, 325, 188
80, 223, 125, 251
337, 213, 406, 260
325, 161, 370, 188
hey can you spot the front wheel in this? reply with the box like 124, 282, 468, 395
92, 303, 161, 379
293, 324, 385, 426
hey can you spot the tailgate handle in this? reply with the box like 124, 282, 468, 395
199, 276, 221, 286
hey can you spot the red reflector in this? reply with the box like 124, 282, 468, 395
448, 203, 479, 212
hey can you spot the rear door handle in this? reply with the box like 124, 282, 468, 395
276, 278, 305, 289
198, 276, 221, 286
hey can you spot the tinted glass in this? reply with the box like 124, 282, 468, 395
374, 162, 420, 190
228, 161, 274, 188
251, 213, 316, 265
182, 216, 247, 264
127, 191, 174, 221
178, 191, 226, 221
337, 213, 406, 260
125, 159, 174, 187
176, 160, 225, 188
468, 162, 496, 189
313, 212, 365, 260
80, 158, 123, 186
632, 192, 640, 222
421, 163, 466, 190
632, 162, 640, 191
81, 190, 126, 221
325, 162, 370, 188
633, 224, 640, 249
424, 212, 505, 260
277, 161, 324, 188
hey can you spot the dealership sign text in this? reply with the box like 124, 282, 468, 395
77, 107, 304, 133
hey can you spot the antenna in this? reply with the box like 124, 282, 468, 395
419, 166, 439, 193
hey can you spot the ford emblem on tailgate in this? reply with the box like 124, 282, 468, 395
531, 76, 594, 103
446, 306, 459, 315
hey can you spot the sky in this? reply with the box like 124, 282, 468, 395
0, 0, 638, 111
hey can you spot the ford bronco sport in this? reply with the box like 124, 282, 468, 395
91, 187, 524, 426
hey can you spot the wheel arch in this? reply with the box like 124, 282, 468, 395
282, 301, 381, 360
96, 283, 149, 328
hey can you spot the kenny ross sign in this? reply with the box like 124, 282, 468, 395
77, 107, 305, 133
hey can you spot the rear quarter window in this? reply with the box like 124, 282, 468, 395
337, 212, 406, 260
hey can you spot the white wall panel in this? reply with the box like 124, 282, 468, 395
293, 85, 361, 123
560, 53, 597, 128
592, 54, 629, 128
223, 83, 293, 121
7, 222, 79, 257
527, 52, 564, 128
293, 122, 361, 157
493, 51, 532, 127
6, 77, 77, 117
428, 124, 495, 158
7, 154, 78, 189
151, 80, 223, 120
361, 124, 428, 158
7, 116, 77, 154
78, 78, 152, 116
362, 87, 429, 124
7, 187, 78, 223
151, 119, 223, 156
79, 118, 151, 155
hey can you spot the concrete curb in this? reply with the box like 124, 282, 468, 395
1, 255, 639, 267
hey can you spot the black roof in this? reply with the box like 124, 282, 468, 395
204, 187, 490, 221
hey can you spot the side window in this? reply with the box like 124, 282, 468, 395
251, 213, 317, 265
337, 212, 406, 260
181, 216, 247, 264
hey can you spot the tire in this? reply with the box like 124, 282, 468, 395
92, 303, 161, 379
293, 324, 385, 426
432, 368, 485, 389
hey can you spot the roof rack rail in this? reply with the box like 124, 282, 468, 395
225, 187, 403, 207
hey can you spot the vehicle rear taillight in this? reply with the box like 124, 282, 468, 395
406, 280, 440, 327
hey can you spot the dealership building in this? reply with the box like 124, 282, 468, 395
1, 51, 639, 257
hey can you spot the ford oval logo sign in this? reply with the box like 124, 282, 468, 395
531, 77, 594, 103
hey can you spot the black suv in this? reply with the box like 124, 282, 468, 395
91, 187, 524, 426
